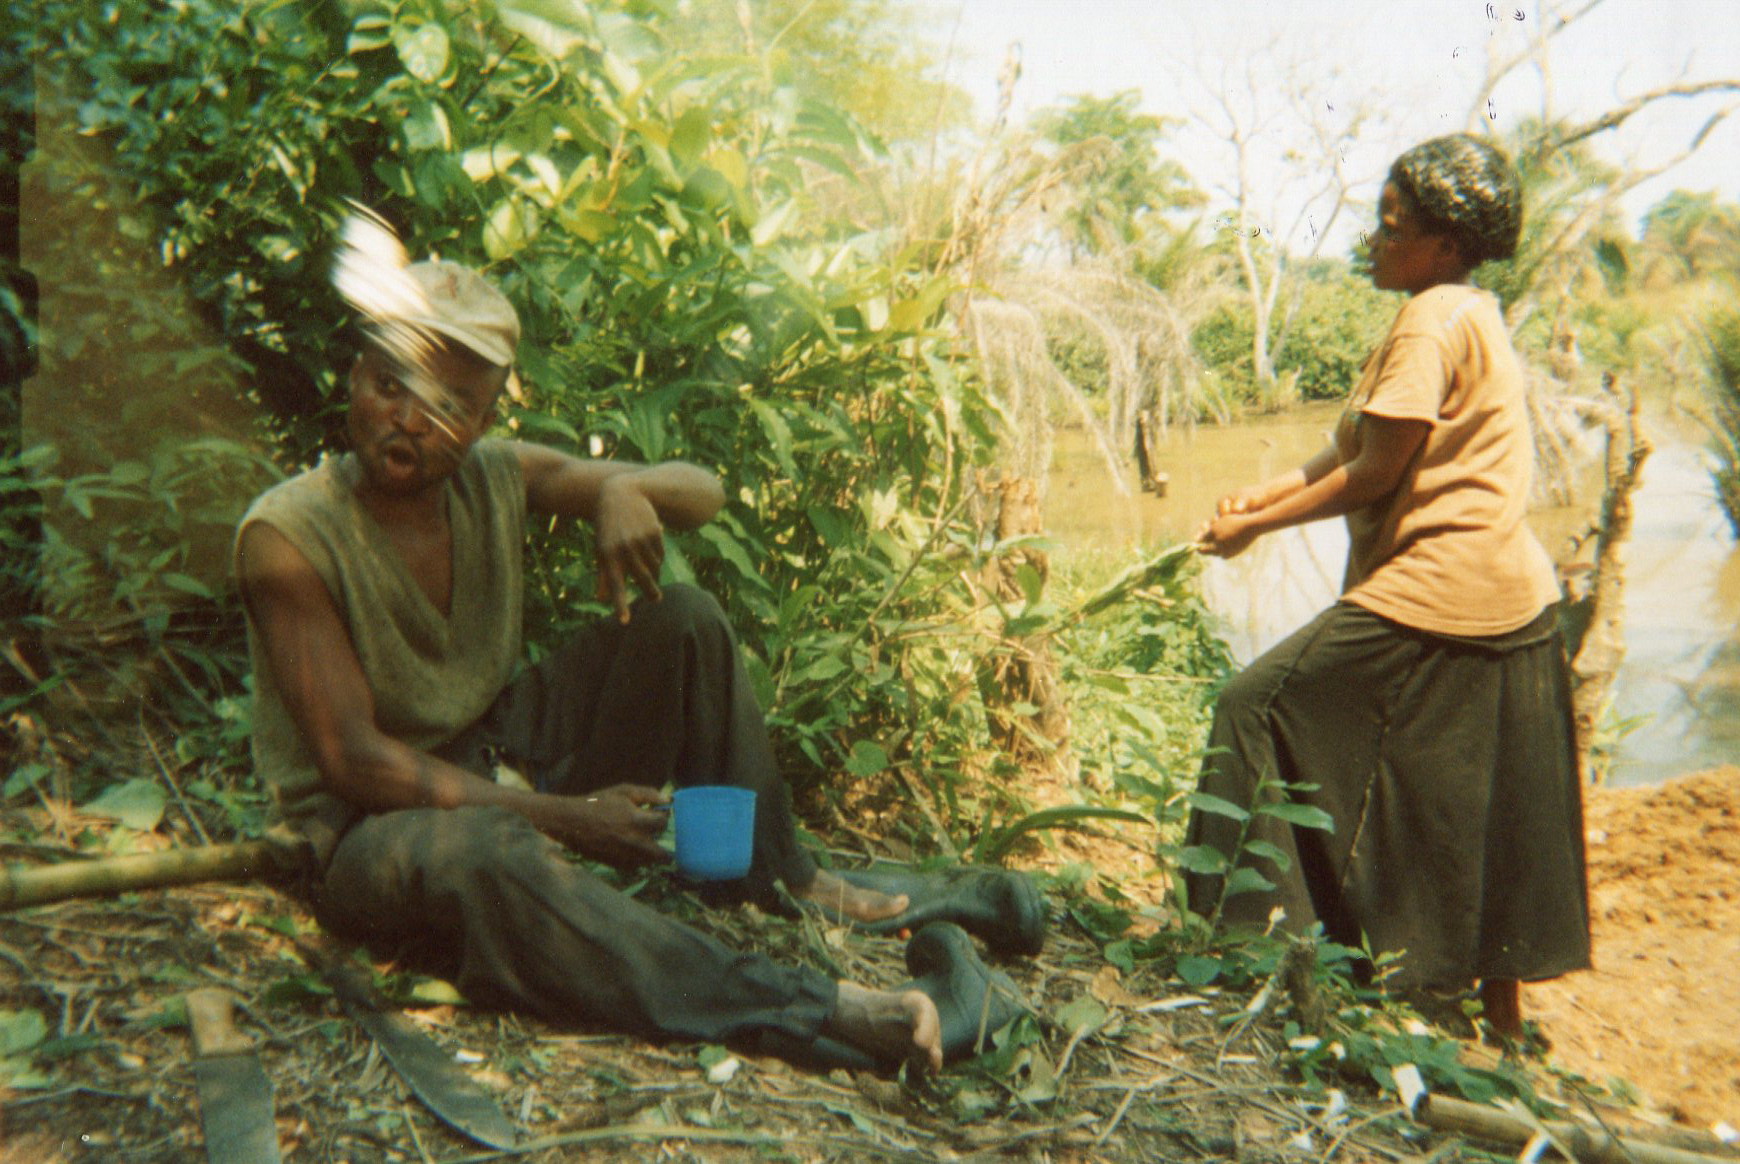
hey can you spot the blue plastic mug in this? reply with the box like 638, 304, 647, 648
672, 786, 757, 880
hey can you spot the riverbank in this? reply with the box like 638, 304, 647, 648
1527, 765, 1740, 1131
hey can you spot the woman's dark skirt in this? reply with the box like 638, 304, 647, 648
1183, 601, 1591, 988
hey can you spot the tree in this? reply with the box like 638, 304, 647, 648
12, 0, 1018, 823
1637, 190, 1740, 285
1030, 91, 1202, 262
1188, 44, 1378, 409
665, 0, 971, 149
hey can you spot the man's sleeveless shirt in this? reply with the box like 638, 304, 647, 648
235, 439, 525, 859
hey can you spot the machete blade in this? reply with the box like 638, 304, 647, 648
321, 957, 521, 1151
186, 988, 282, 1164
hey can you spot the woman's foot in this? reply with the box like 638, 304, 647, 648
794, 868, 909, 923
1478, 977, 1524, 1040
824, 981, 943, 1073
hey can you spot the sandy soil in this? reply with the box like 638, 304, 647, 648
1526, 765, 1740, 1131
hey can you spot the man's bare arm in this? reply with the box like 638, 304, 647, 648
235, 522, 669, 865
513, 442, 725, 621
515, 442, 723, 528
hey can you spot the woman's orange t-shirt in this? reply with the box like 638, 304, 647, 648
1334, 284, 1560, 636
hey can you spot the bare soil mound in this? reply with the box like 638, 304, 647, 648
1527, 765, 1740, 1130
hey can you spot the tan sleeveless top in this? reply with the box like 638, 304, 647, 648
1336, 285, 1560, 636
236, 439, 525, 859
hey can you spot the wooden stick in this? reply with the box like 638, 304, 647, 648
0, 833, 311, 911
1419, 1095, 1736, 1164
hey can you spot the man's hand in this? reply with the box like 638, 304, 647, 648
546, 783, 672, 868
594, 475, 665, 623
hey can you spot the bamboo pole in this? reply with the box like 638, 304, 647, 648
0, 833, 311, 911
1419, 1094, 1738, 1164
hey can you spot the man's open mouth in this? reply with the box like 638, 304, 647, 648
381, 442, 420, 472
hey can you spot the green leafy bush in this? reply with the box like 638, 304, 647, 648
1701, 303, 1740, 535
14, 0, 1012, 826
1275, 273, 1395, 401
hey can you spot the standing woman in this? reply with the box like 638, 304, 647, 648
1188, 135, 1589, 1039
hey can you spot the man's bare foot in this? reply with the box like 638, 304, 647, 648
795, 869, 909, 923
824, 981, 943, 1073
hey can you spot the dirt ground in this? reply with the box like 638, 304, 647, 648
1, 768, 1738, 1160
1525, 765, 1740, 1132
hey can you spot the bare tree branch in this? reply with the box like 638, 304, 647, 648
1539, 79, 1740, 158
1465, 0, 1609, 132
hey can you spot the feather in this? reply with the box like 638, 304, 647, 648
330, 201, 463, 442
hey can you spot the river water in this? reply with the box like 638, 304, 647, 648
1045, 404, 1740, 785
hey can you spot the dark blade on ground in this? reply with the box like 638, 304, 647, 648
186, 988, 282, 1164
317, 953, 521, 1150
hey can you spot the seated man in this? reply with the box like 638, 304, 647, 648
235, 259, 1032, 1071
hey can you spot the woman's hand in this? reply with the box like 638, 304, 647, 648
1215, 483, 1273, 517
1196, 511, 1262, 559
593, 475, 665, 622
545, 783, 671, 867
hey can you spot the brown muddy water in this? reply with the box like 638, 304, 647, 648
1045, 403, 1740, 786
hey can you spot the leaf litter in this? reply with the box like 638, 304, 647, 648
2, 766, 1739, 1161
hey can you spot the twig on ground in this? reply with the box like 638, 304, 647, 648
139, 711, 211, 846
958, 1112, 1100, 1159
402, 1101, 435, 1164
1095, 1082, 1141, 1147
430, 1122, 786, 1161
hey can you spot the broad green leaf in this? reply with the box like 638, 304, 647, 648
843, 739, 887, 778
1175, 955, 1222, 987
1260, 802, 1335, 831
1185, 791, 1250, 822
0, 1010, 47, 1057
406, 978, 466, 1005
1224, 867, 1276, 898
696, 525, 769, 589
483, 198, 539, 260
560, 209, 618, 244
884, 276, 956, 334
1056, 995, 1107, 1036
462, 145, 524, 183
670, 106, 710, 170
805, 507, 849, 548
794, 655, 847, 683
706, 147, 749, 192
403, 101, 451, 151
82, 779, 166, 831
1240, 839, 1291, 870
504, 107, 556, 157
747, 400, 796, 479
0, 1056, 51, 1090
4, 762, 50, 799
751, 200, 796, 247
495, 0, 593, 58
1174, 844, 1229, 875
108, 460, 148, 486
1012, 1045, 1058, 1103
977, 805, 1149, 864
680, 167, 733, 212
161, 572, 214, 598
393, 22, 450, 83
347, 14, 393, 53
36, 1033, 104, 1062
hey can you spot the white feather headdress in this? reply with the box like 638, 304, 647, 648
331, 202, 463, 440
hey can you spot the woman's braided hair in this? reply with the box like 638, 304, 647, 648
1388, 134, 1523, 266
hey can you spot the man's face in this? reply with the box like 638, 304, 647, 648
347, 341, 504, 495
